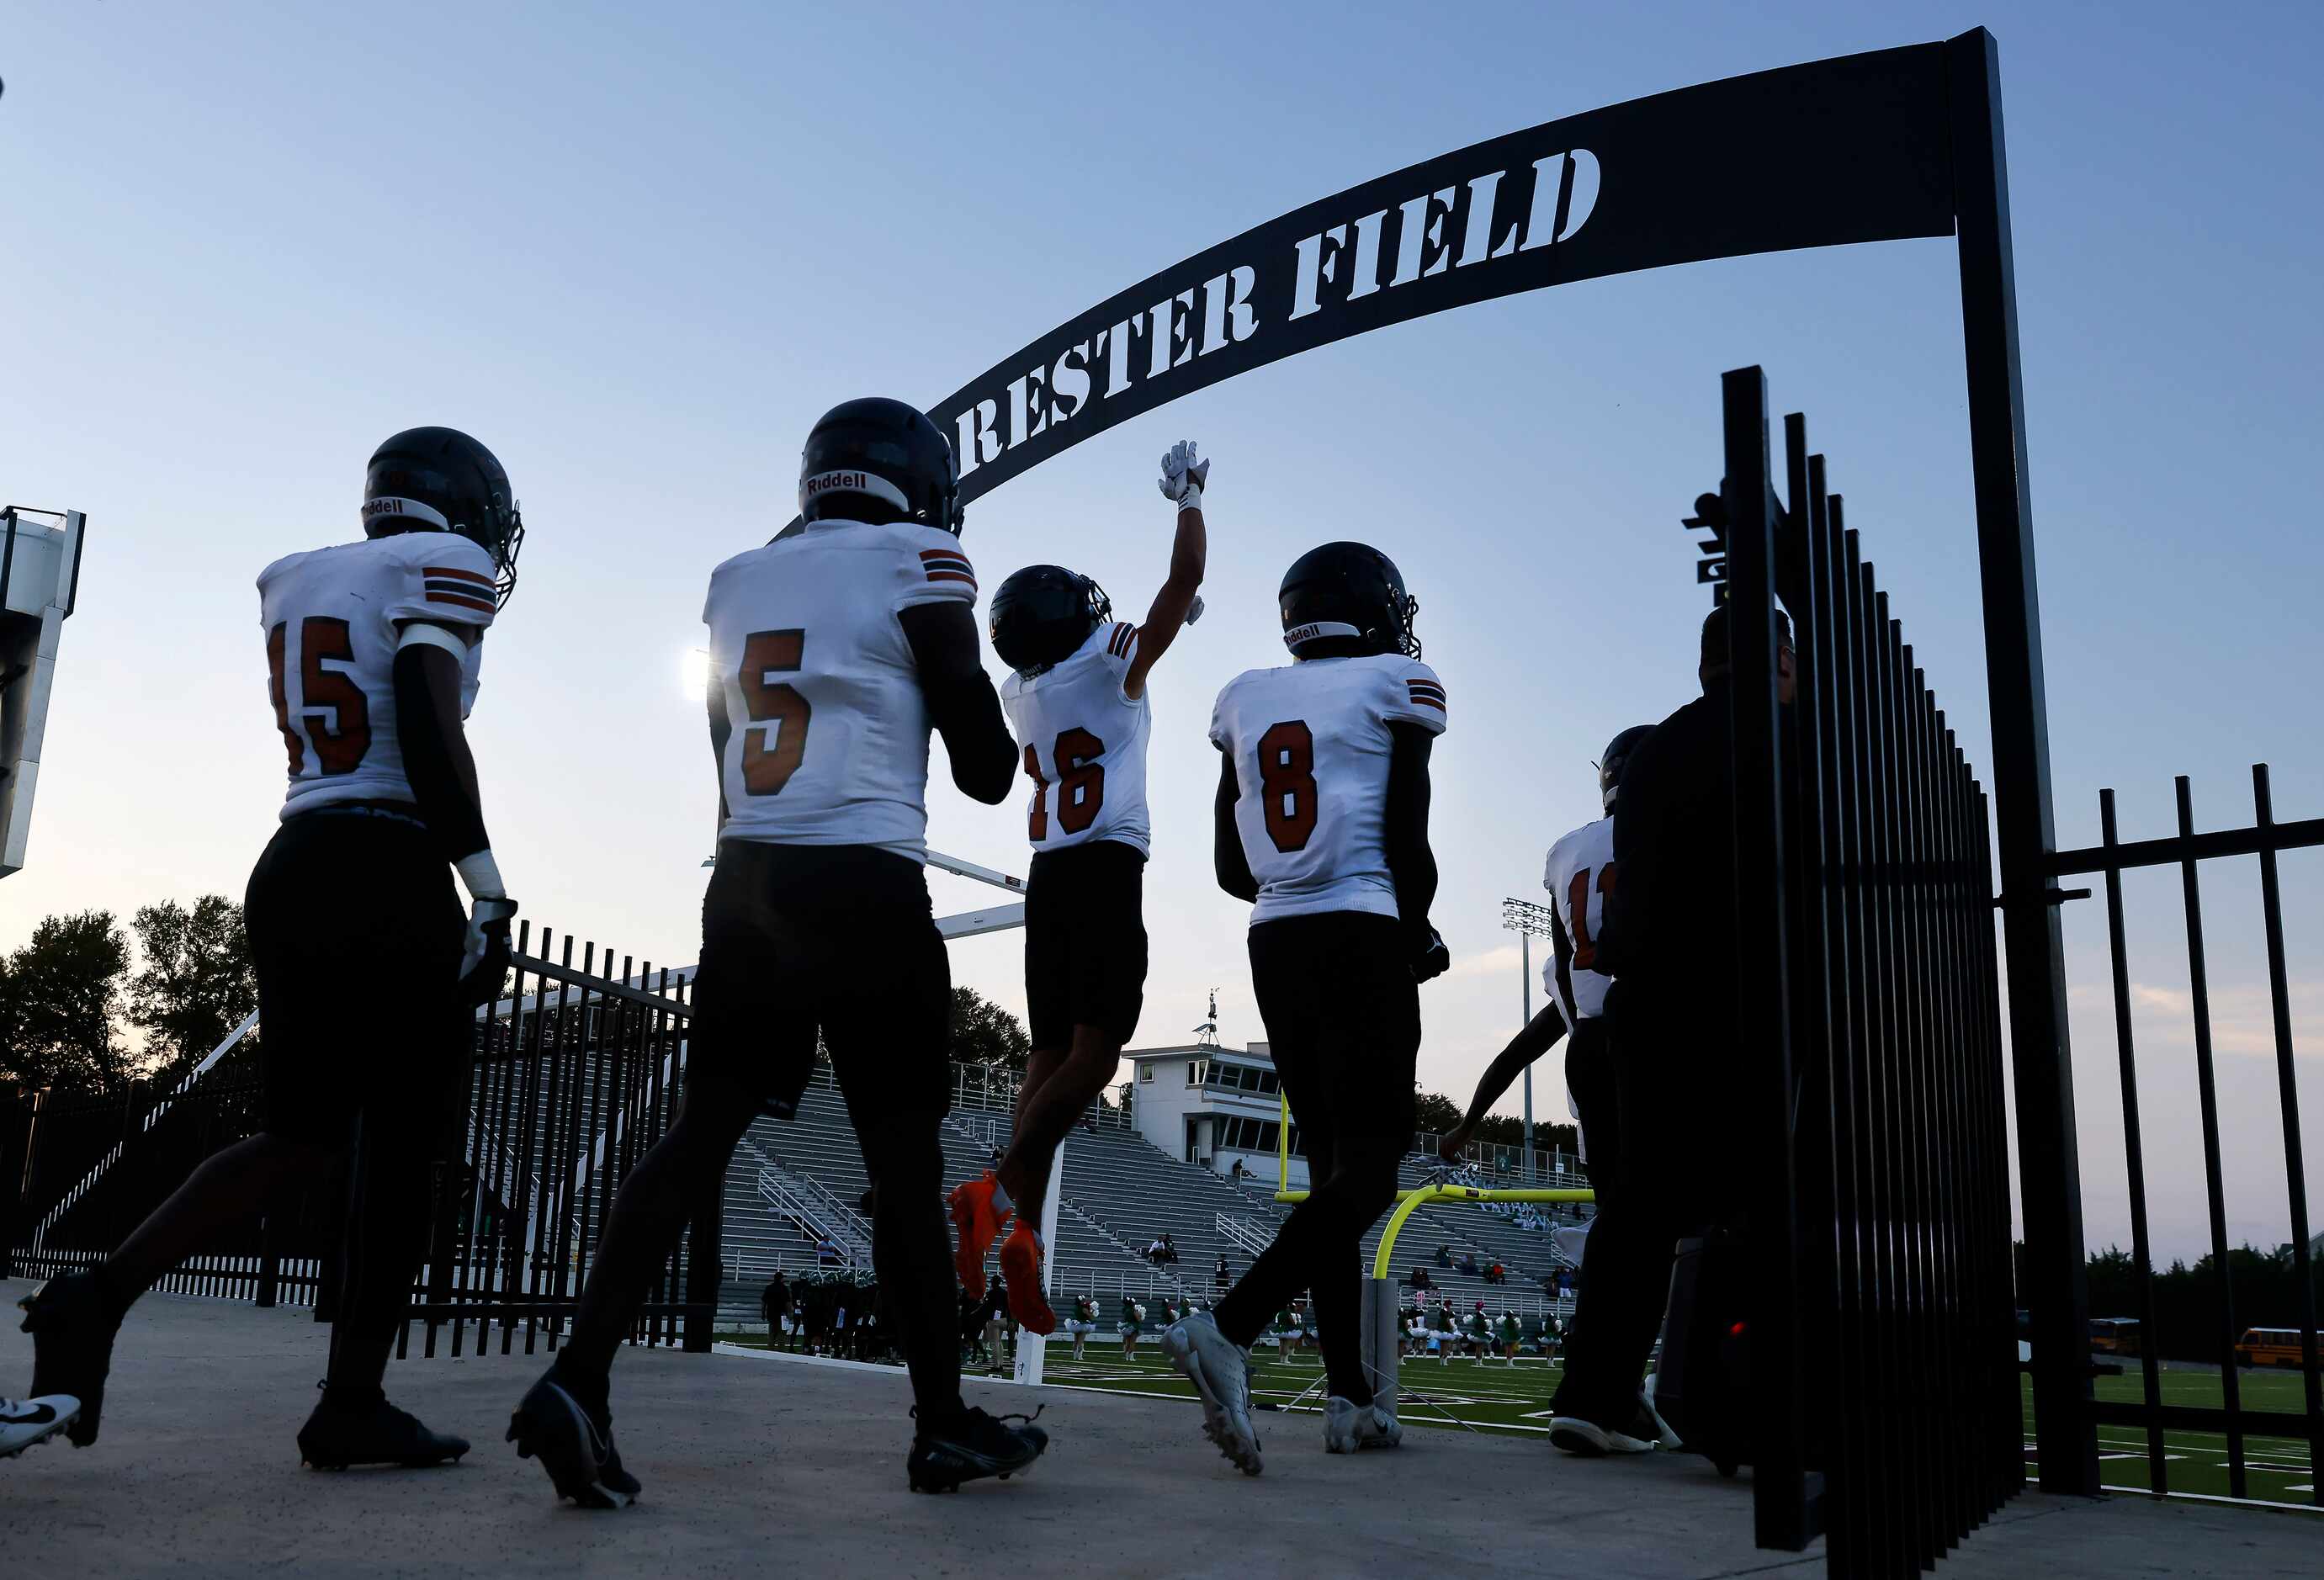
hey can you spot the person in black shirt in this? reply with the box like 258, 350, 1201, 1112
761, 1273, 790, 1344
1548, 603, 1793, 1456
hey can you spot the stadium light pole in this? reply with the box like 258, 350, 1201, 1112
1500, 898, 1555, 1184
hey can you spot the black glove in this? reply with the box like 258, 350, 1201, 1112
1411, 925, 1451, 984
458, 896, 518, 1007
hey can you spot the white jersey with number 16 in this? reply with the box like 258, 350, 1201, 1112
1000, 620, 1153, 857
703, 516, 977, 863
1209, 653, 1447, 924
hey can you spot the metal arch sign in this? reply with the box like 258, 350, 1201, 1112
927, 40, 1956, 509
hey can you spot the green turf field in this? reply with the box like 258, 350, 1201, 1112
2024, 1364, 2320, 1505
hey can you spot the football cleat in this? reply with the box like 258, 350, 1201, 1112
1161, 1312, 1262, 1476
297, 1390, 470, 1470
17, 1272, 121, 1447
1323, 1395, 1402, 1454
1548, 1408, 1659, 1457
997, 1223, 1056, 1336
947, 1174, 1011, 1300
0, 1395, 80, 1460
507, 1369, 638, 1508
907, 1405, 1048, 1493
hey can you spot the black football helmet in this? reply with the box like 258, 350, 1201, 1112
1279, 541, 1420, 659
1595, 724, 1655, 813
990, 565, 1112, 675
798, 397, 963, 534
363, 427, 525, 607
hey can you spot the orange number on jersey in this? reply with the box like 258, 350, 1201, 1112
1053, 727, 1106, 835
1023, 729, 1108, 840
1257, 719, 1318, 853
1566, 862, 1617, 970
267, 617, 371, 777
739, 628, 811, 795
1023, 744, 1048, 841
267, 622, 302, 774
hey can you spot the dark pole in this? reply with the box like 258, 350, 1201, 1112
1723, 366, 1813, 1551
1945, 25, 2097, 1496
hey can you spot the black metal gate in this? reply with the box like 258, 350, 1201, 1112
1718, 366, 2026, 1574
3, 923, 719, 1359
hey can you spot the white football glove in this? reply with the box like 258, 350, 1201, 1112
1184, 594, 1205, 627
1157, 440, 1210, 512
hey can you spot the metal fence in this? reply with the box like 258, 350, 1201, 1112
1721, 366, 2024, 1573
2047, 770, 2322, 1501
3, 924, 716, 1359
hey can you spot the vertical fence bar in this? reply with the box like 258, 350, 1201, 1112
1807, 455, 1870, 1574
2098, 790, 2168, 1491
2174, 776, 2247, 1498
1722, 366, 1812, 1551
2252, 764, 2321, 1503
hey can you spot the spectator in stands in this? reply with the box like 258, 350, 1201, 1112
816, 1234, 842, 1268
1485, 1261, 1505, 1286
1065, 1294, 1099, 1360
761, 1272, 790, 1343
980, 1275, 1011, 1374
1229, 1158, 1244, 1183
1119, 1296, 1145, 1358
1407, 1265, 1435, 1292
1144, 1233, 1178, 1266
1212, 1252, 1231, 1293
1434, 1244, 1452, 1269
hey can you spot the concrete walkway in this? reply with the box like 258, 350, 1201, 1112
0, 1280, 2311, 1577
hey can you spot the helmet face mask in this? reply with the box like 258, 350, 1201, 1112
1277, 541, 1420, 660
798, 397, 964, 536
990, 565, 1111, 676
363, 427, 525, 607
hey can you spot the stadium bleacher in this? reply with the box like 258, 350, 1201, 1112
711, 1059, 1585, 1326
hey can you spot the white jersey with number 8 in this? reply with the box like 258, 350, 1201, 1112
703, 516, 977, 863
257, 533, 497, 820
1000, 620, 1153, 857
1209, 654, 1447, 924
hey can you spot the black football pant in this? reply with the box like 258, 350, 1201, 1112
1550, 980, 1727, 1424
559, 844, 964, 1426
254, 810, 464, 1404
1214, 913, 1417, 1406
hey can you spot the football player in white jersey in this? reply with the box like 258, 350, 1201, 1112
508, 399, 1048, 1505
1436, 726, 1654, 1169
948, 441, 1209, 1337
15, 427, 523, 1472
1162, 542, 1449, 1474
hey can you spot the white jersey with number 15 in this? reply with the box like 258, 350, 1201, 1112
1209, 653, 1447, 924
703, 516, 977, 863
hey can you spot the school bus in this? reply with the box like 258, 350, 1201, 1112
2235, 1327, 2317, 1369
2088, 1317, 2142, 1356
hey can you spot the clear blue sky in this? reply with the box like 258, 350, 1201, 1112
3, 1, 2317, 1266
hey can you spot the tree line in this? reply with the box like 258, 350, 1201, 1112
2077, 1241, 2323, 1363
0, 897, 1048, 1109
1, 899, 258, 1104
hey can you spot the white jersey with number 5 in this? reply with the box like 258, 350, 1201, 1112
704, 516, 977, 862
257, 533, 498, 820
1209, 654, 1447, 924
1000, 620, 1153, 857
1543, 815, 1615, 1023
